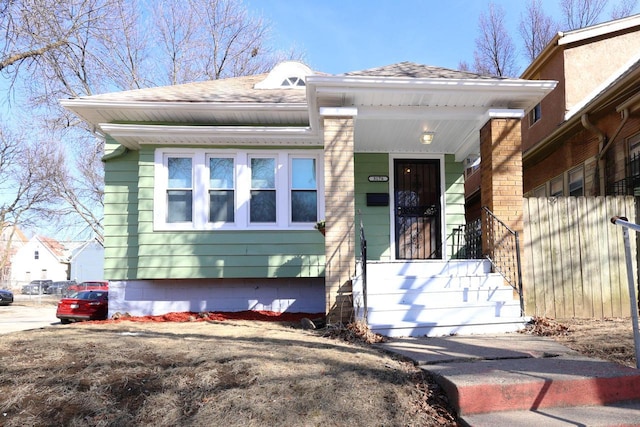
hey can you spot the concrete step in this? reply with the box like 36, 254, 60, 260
424, 354, 640, 416
379, 335, 640, 424
459, 401, 640, 427
366, 259, 493, 277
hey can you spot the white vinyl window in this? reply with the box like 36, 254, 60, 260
208, 156, 235, 223
290, 157, 318, 223
166, 156, 193, 223
154, 149, 323, 231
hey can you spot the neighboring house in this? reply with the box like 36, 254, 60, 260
62, 61, 555, 336
519, 14, 640, 198
68, 239, 105, 283
11, 236, 69, 285
0, 225, 28, 286
464, 14, 640, 217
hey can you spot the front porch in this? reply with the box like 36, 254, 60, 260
352, 259, 526, 337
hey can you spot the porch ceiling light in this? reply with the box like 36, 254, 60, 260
420, 131, 435, 145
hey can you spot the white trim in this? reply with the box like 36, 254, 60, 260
153, 148, 324, 232
482, 108, 525, 121
319, 107, 358, 117
558, 14, 640, 46
60, 99, 308, 112
308, 75, 557, 93
253, 61, 313, 89
387, 153, 446, 261
99, 123, 320, 149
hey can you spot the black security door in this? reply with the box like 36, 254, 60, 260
394, 159, 442, 259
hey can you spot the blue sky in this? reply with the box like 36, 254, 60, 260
245, 0, 635, 75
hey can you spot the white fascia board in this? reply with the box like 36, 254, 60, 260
483, 108, 525, 120
308, 75, 557, 94
319, 107, 358, 117
60, 99, 307, 112
99, 123, 317, 144
558, 14, 640, 46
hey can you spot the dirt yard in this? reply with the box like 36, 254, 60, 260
0, 310, 637, 427
0, 318, 458, 427
523, 316, 638, 368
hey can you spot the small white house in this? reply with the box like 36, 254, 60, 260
11, 236, 69, 285
69, 239, 105, 282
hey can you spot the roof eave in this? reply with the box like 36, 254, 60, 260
98, 123, 320, 150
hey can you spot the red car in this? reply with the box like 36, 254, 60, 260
56, 290, 109, 324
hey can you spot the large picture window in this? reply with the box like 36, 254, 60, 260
155, 149, 324, 230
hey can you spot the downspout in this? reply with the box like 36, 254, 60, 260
590, 108, 630, 195
581, 113, 607, 195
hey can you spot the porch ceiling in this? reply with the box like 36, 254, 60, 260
309, 76, 557, 161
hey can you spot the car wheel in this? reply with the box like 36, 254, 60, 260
60, 319, 71, 325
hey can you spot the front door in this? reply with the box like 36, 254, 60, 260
394, 159, 442, 259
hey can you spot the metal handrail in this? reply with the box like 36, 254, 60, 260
359, 214, 368, 323
610, 216, 640, 369
482, 207, 524, 316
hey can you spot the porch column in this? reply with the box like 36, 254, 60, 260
480, 116, 524, 256
323, 116, 355, 324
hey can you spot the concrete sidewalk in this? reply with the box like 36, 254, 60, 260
377, 334, 640, 426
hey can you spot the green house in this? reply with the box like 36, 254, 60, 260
62, 61, 555, 336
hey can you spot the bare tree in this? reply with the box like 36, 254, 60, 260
560, 0, 610, 29
0, 123, 61, 278
0, 0, 301, 242
472, 2, 520, 77
610, 0, 638, 18
519, 0, 560, 62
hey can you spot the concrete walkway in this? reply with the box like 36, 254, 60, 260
0, 295, 60, 334
378, 334, 640, 426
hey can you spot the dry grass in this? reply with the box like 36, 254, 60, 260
522, 316, 638, 368
0, 320, 458, 427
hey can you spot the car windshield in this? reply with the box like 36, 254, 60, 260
75, 291, 106, 300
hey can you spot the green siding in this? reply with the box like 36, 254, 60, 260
444, 154, 466, 259
353, 153, 467, 261
120, 145, 326, 280
354, 153, 392, 260
103, 139, 139, 280
104, 143, 467, 280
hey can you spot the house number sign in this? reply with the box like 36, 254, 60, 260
368, 175, 389, 182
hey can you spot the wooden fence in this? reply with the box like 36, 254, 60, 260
523, 196, 637, 319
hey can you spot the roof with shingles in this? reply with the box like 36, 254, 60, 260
67, 62, 498, 105
38, 236, 67, 259
341, 61, 498, 79
85, 73, 307, 104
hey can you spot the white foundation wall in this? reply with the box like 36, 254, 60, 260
108, 278, 326, 318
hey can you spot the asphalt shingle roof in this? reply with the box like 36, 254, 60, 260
342, 61, 499, 79
70, 62, 499, 104
85, 73, 307, 103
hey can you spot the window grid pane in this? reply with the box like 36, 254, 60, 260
250, 158, 276, 223
569, 168, 584, 196
167, 157, 192, 222
291, 158, 317, 223
209, 157, 235, 222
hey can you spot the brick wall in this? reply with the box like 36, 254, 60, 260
481, 118, 524, 234
323, 117, 355, 324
